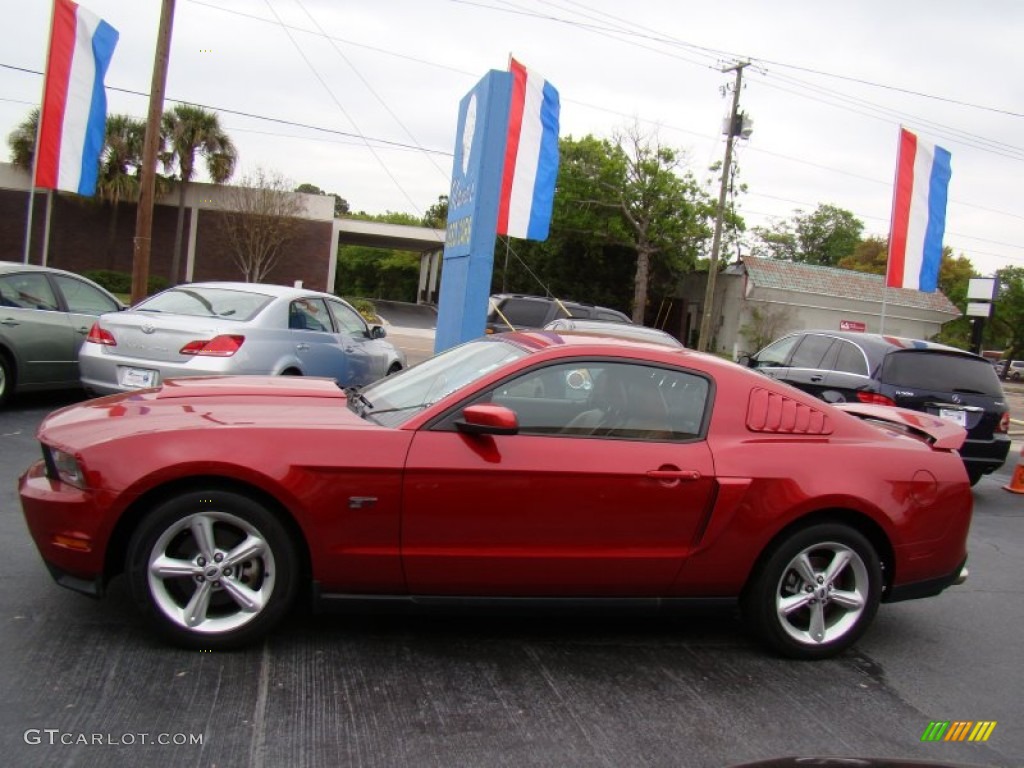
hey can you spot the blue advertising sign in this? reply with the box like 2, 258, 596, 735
434, 70, 512, 353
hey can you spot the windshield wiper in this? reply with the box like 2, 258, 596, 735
366, 403, 433, 417
343, 387, 373, 415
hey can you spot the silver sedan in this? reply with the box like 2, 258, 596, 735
79, 282, 406, 395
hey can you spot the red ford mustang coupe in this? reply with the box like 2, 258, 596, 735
19, 332, 972, 659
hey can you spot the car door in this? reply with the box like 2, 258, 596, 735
327, 298, 386, 384
287, 297, 354, 382
749, 333, 803, 383
782, 333, 838, 399
51, 272, 122, 357
820, 338, 871, 402
0, 271, 78, 386
400, 360, 716, 596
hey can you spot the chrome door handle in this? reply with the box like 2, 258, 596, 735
296, 343, 310, 351
810, 374, 823, 382
1, 318, 18, 326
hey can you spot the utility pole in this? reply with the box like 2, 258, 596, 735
131, 0, 176, 305
697, 61, 748, 353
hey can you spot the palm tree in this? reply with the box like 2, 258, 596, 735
96, 114, 149, 266
161, 104, 237, 284
7, 108, 39, 172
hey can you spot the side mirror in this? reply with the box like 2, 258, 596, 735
737, 354, 752, 367
369, 325, 387, 339
455, 404, 519, 436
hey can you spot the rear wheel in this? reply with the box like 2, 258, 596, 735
743, 523, 881, 660
0, 352, 12, 407
126, 489, 299, 649
966, 466, 985, 486
386, 363, 403, 376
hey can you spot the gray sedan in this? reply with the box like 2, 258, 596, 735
0, 261, 124, 406
78, 282, 405, 395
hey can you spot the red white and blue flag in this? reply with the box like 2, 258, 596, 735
886, 127, 951, 293
497, 58, 560, 241
35, 0, 119, 196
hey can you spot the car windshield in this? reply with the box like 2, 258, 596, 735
134, 287, 274, 321
881, 351, 1005, 396
357, 339, 527, 427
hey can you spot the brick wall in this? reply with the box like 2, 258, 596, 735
0, 188, 332, 292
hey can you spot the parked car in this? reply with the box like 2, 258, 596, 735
486, 293, 630, 333
740, 331, 1010, 484
0, 261, 124, 407
78, 282, 405, 395
1003, 359, 1024, 381
543, 318, 683, 347
21, 331, 972, 658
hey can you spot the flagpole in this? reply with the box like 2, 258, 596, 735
881, 124, 906, 335
22, 0, 60, 263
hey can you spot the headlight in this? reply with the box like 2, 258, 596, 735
45, 446, 86, 488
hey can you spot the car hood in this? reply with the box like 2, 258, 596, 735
39, 376, 375, 450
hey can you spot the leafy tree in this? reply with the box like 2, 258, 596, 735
295, 182, 349, 217
497, 130, 717, 324
837, 236, 888, 274
220, 168, 304, 282
96, 114, 148, 265
6, 108, 38, 171
990, 267, 1024, 358
422, 195, 448, 228
753, 204, 863, 266
161, 104, 237, 284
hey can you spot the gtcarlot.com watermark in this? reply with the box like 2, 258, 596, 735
24, 729, 203, 747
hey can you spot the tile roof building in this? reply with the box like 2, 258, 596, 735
675, 255, 961, 358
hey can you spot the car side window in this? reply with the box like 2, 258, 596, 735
52, 275, 120, 315
328, 299, 369, 336
476, 362, 707, 442
753, 335, 801, 368
288, 298, 330, 332
789, 334, 835, 370
833, 341, 868, 376
0, 272, 59, 311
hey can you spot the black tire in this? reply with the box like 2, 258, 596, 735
966, 467, 985, 486
386, 363, 403, 376
126, 489, 299, 650
0, 351, 13, 407
742, 523, 881, 660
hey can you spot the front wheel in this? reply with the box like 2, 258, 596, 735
126, 490, 299, 649
743, 523, 881, 660
0, 352, 13, 407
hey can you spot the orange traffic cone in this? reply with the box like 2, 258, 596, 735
1004, 445, 1024, 494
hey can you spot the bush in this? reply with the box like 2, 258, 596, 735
344, 297, 380, 324
84, 270, 168, 297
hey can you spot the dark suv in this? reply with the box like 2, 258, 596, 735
486, 294, 630, 334
742, 331, 1011, 484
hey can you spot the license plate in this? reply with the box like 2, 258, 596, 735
939, 408, 967, 427
120, 367, 157, 388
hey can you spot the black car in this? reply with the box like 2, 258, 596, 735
486, 293, 630, 334
742, 331, 1011, 484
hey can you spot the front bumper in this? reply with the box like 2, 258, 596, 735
18, 460, 112, 594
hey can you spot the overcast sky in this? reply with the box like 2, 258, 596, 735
2, 0, 1021, 276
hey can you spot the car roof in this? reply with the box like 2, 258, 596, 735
159, 282, 338, 300
493, 329, 721, 364
490, 292, 608, 310
542, 319, 682, 346
0, 260, 88, 279
782, 330, 983, 359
